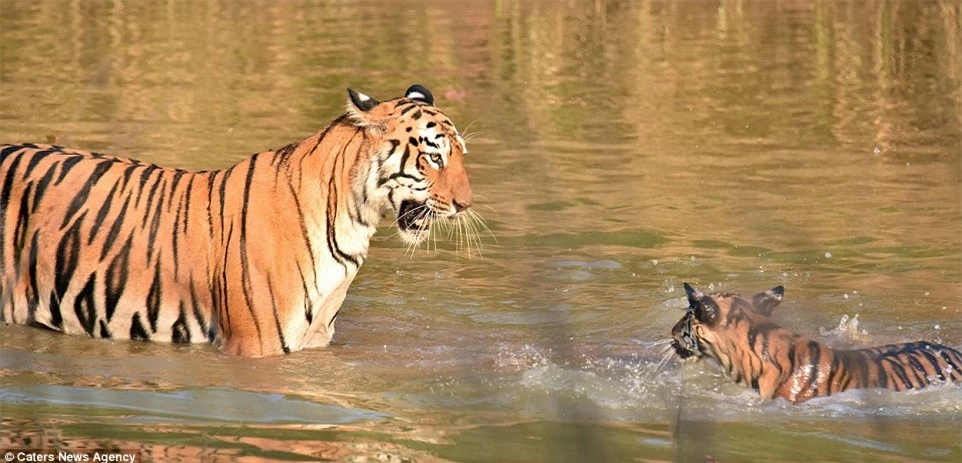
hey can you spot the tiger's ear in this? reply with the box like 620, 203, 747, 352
405, 84, 434, 105
684, 282, 719, 323
751, 286, 784, 316
347, 88, 379, 112
346, 88, 384, 129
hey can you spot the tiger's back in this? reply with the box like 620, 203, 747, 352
0, 143, 222, 344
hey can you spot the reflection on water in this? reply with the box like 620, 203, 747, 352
1, 0, 961, 461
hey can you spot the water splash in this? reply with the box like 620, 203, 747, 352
819, 314, 869, 342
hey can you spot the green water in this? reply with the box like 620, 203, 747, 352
1, 0, 961, 461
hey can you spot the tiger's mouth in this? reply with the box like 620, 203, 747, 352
397, 200, 433, 236
671, 339, 697, 360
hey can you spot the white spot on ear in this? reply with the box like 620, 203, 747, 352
357, 92, 371, 101
407, 91, 426, 100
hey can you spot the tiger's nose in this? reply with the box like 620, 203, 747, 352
453, 198, 472, 213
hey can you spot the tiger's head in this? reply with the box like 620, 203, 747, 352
346, 84, 473, 245
671, 283, 784, 361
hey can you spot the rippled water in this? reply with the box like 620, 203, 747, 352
1, 1, 961, 461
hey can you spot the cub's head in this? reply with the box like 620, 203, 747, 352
346, 84, 473, 245
671, 283, 784, 361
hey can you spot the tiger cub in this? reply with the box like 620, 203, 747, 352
671, 283, 961, 403
0, 85, 474, 356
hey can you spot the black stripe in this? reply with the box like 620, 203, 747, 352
825, 353, 842, 394
104, 234, 133, 321
189, 282, 213, 342
25, 232, 40, 323
54, 156, 84, 185
146, 259, 162, 332
146, 180, 165, 261
884, 356, 913, 390
206, 171, 217, 238
902, 351, 928, 385
100, 195, 131, 260
181, 174, 195, 234
874, 356, 888, 389
266, 274, 290, 354
61, 160, 113, 229
54, 211, 86, 308
21, 149, 54, 180
0, 153, 26, 276
239, 156, 265, 348
298, 265, 313, 325
134, 165, 159, 205
130, 312, 150, 341
119, 164, 138, 192
99, 320, 112, 339
141, 176, 165, 226
286, 180, 319, 292
30, 162, 58, 213
73, 273, 97, 336
89, 177, 124, 244
168, 170, 186, 209
326, 173, 360, 267
0, 144, 24, 160
838, 352, 853, 390
217, 223, 234, 339
937, 346, 962, 373
48, 290, 63, 329
13, 182, 33, 264
217, 167, 234, 243
172, 301, 191, 343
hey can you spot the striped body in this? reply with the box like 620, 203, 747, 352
0, 85, 474, 356
672, 283, 962, 403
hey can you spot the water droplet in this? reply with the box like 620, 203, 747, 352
824, 251, 832, 258
843, 293, 849, 299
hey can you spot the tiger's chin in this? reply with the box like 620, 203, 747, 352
396, 200, 433, 245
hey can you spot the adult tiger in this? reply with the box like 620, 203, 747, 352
0, 85, 473, 357
671, 283, 961, 403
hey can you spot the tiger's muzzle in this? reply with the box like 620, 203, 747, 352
671, 313, 700, 360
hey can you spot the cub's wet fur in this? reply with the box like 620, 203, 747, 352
671, 283, 962, 403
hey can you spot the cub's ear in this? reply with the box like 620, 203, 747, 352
684, 282, 719, 323
405, 84, 434, 105
683, 282, 704, 309
751, 286, 784, 316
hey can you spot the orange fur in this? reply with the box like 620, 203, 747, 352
672, 283, 962, 403
0, 85, 473, 356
